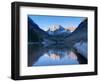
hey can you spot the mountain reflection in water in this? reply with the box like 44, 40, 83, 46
28, 44, 87, 66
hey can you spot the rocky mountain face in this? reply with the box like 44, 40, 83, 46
48, 25, 64, 32
47, 25, 71, 35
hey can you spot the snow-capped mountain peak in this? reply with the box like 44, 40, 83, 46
49, 25, 65, 32
47, 25, 67, 35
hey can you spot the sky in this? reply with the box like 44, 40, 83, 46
28, 15, 86, 31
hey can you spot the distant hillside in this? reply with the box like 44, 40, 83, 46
65, 27, 76, 32
28, 17, 49, 42
64, 19, 87, 46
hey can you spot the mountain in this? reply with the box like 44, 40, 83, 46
28, 17, 87, 48
28, 17, 49, 42
64, 19, 87, 46
65, 27, 76, 32
48, 25, 65, 31
47, 25, 70, 35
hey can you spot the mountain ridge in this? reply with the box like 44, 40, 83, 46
28, 17, 87, 47
47, 24, 72, 35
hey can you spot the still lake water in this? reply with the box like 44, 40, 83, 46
28, 44, 87, 67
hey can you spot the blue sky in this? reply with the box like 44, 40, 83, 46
28, 15, 86, 31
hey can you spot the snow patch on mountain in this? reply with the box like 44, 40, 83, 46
47, 25, 71, 35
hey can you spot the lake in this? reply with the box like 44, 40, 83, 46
28, 44, 87, 67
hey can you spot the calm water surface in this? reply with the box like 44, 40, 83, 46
28, 44, 87, 66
